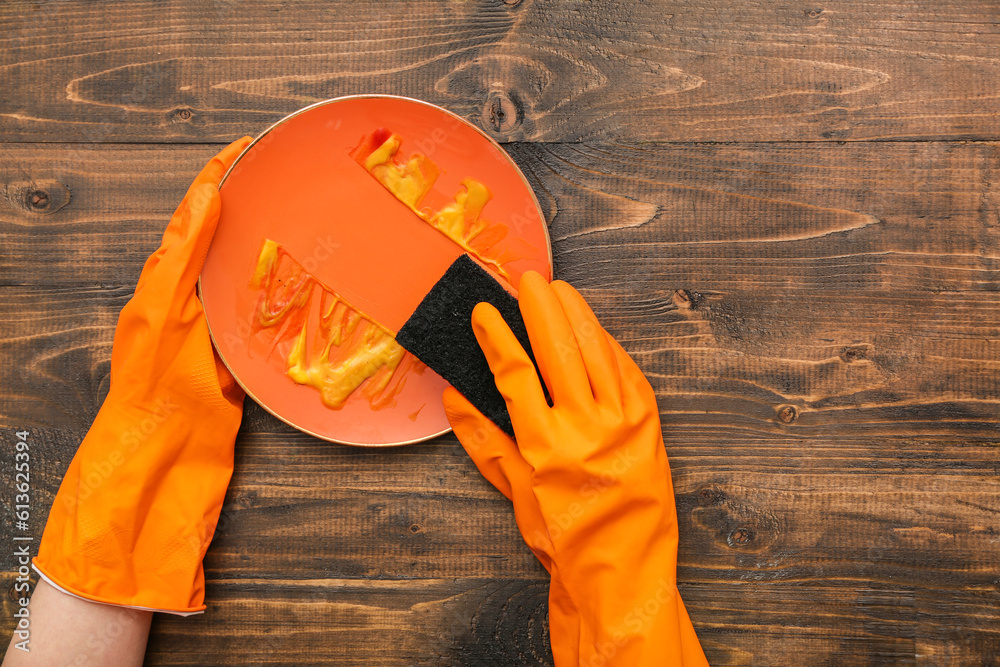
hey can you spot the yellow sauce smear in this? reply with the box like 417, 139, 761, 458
250, 239, 419, 410
354, 131, 511, 280
364, 134, 440, 211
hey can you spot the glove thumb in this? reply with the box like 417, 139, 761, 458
444, 387, 556, 570
444, 386, 520, 501
135, 182, 221, 300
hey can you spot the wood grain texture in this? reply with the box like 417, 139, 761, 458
2, 0, 1000, 143
1, 140, 999, 664
4, 142, 998, 436
3, 0, 1000, 662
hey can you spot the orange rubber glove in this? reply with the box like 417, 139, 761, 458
444, 272, 708, 666
33, 137, 253, 615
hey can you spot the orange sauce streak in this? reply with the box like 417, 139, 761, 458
350, 129, 512, 280
250, 239, 420, 410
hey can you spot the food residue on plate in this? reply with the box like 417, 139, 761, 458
351, 128, 523, 281
249, 238, 422, 410
246, 127, 537, 413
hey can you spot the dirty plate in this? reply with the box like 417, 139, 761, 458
200, 95, 551, 446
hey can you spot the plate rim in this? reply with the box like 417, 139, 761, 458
198, 94, 552, 447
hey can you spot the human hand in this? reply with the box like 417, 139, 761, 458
444, 272, 708, 666
33, 137, 252, 614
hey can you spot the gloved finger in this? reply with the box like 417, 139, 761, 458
443, 387, 556, 570
186, 135, 252, 198
518, 271, 594, 411
607, 333, 660, 415
136, 183, 221, 300
471, 302, 550, 424
443, 386, 519, 500
550, 281, 622, 408
163, 136, 252, 250
142, 137, 250, 289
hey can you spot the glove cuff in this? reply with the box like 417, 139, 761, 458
32, 560, 205, 616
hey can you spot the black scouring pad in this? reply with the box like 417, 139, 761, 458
396, 254, 536, 438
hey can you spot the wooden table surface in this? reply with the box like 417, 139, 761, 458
2, 1, 999, 665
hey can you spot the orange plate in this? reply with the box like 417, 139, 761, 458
200, 96, 552, 446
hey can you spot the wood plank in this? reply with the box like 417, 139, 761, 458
135, 581, 1000, 666
0, 145, 197, 287
2, 0, 1000, 142
0, 574, 557, 666
6, 140, 1000, 285
146, 578, 557, 667
509, 140, 1000, 440
2, 411, 997, 586
2, 571, 997, 664
0, 280, 998, 663
3, 142, 997, 436
1, 140, 998, 662
2, 432, 998, 665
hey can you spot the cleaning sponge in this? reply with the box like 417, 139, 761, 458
396, 254, 536, 438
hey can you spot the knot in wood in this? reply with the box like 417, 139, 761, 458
483, 92, 520, 134
7, 179, 70, 215
806, 8, 824, 18
777, 405, 798, 424
408, 523, 421, 534
29, 189, 49, 211
503, 0, 522, 6
839, 345, 868, 363
672, 289, 693, 309
174, 107, 194, 122
698, 486, 724, 506
728, 527, 754, 547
